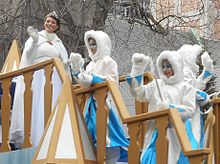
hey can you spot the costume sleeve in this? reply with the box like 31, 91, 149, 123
19, 37, 35, 68
170, 84, 196, 121
127, 75, 153, 102
196, 70, 213, 91
103, 58, 118, 82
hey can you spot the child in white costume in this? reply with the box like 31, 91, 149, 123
178, 44, 214, 148
10, 11, 70, 148
127, 51, 196, 164
70, 30, 129, 163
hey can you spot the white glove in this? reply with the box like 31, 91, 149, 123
131, 53, 150, 77
201, 51, 213, 72
69, 52, 84, 74
62, 59, 70, 68
27, 26, 39, 44
78, 72, 93, 87
158, 101, 169, 110
191, 44, 203, 57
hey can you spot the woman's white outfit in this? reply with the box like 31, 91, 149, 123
73, 30, 129, 163
10, 30, 69, 147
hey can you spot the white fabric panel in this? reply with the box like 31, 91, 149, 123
76, 107, 96, 161
55, 105, 76, 159
12, 61, 18, 71
2, 63, 8, 73
36, 106, 58, 160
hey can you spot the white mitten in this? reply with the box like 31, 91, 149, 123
27, 26, 39, 44
78, 72, 93, 87
191, 44, 203, 57
201, 51, 213, 72
69, 52, 84, 74
131, 53, 150, 77
158, 101, 169, 110
62, 59, 70, 68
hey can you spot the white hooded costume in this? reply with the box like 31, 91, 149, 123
71, 30, 129, 163
178, 44, 213, 148
128, 51, 196, 164
10, 30, 69, 147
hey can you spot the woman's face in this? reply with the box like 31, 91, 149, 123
44, 16, 58, 33
162, 59, 174, 78
88, 38, 97, 55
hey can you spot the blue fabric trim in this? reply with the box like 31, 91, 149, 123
73, 71, 80, 77
199, 113, 205, 148
117, 146, 129, 162
140, 129, 158, 164
177, 119, 198, 164
135, 75, 143, 84
84, 96, 97, 146
203, 70, 212, 79
169, 104, 175, 108
169, 104, 185, 113
126, 75, 143, 85
185, 119, 198, 149
91, 75, 105, 84
126, 75, 132, 85
84, 96, 129, 148
177, 151, 190, 164
196, 90, 208, 101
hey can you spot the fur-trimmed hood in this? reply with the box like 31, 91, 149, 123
156, 50, 184, 84
84, 30, 112, 61
177, 44, 202, 76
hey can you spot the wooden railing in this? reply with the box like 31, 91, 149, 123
0, 40, 217, 164
74, 79, 211, 164
212, 96, 220, 163
119, 72, 154, 148
0, 58, 66, 152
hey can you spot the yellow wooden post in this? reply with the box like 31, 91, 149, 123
212, 97, 220, 163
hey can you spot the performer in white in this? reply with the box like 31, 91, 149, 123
127, 51, 196, 164
70, 30, 129, 163
10, 11, 70, 148
178, 44, 214, 148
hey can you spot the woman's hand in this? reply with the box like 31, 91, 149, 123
27, 26, 39, 45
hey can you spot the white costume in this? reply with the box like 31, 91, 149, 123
178, 44, 213, 148
10, 29, 69, 147
70, 30, 129, 163
128, 51, 196, 164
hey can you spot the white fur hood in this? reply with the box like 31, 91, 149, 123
84, 30, 112, 61
156, 50, 184, 84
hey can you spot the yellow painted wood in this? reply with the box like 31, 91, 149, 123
212, 97, 220, 164
155, 116, 169, 164
22, 71, 34, 148
44, 64, 53, 127
0, 78, 12, 152
1, 40, 21, 74
94, 88, 108, 164
127, 122, 141, 164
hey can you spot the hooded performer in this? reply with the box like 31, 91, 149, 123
10, 11, 70, 148
70, 30, 129, 163
127, 51, 196, 164
178, 44, 214, 148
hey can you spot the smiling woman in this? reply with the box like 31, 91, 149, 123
9, 11, 70, 149
44, 11, 60, 33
